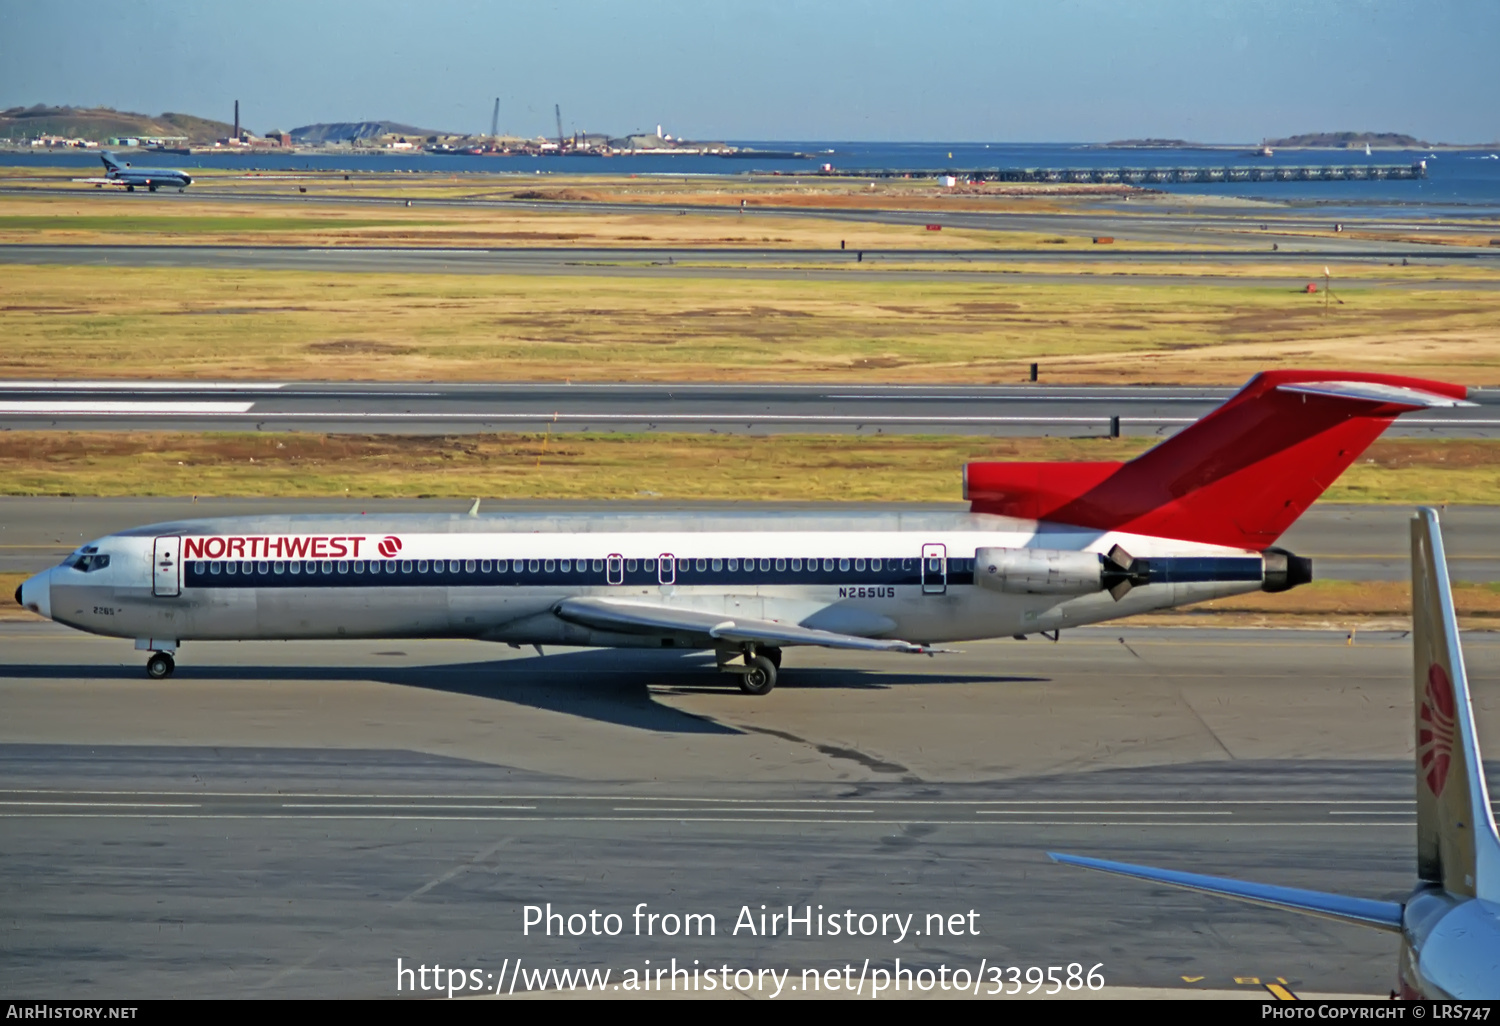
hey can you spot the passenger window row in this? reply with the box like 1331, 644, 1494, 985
185, 556, 976, 583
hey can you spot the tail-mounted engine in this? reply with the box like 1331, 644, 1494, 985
975, 545, 1149, 601
975, 545, 1309, 602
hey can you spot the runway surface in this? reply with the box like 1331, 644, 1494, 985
3, 380, 1498, 436
6, 620, 1481, 997
5, 242, 1498, 279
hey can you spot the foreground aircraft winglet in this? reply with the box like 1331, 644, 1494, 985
1051, 507, 1500, 999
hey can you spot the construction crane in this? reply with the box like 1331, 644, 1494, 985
555, 104, 564, 150
490, 98, 499, 141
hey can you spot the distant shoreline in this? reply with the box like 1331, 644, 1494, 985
1095, 139, 1499, 152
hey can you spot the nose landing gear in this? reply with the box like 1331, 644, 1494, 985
145, 652, 176, 679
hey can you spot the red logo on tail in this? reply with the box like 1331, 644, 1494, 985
1419, 663, 1456, 796
377, 536, 403, 559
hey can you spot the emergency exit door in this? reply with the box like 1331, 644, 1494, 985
153, 536, 182, 597
921, 543, 947, 595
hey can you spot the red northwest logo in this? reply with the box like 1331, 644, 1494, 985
377, 536, 403, 559
1419, 663, 1457, 797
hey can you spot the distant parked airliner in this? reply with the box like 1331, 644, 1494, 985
15, 371, 1471, 693
93, 152, 193, 192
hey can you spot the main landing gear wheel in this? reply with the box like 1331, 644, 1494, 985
739, 654, 777, 696
145, 652, 175, 679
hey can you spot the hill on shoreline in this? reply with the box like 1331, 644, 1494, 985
0, 105, 239, 143
289, 121, 449, 143
1265, 131, 1428, 148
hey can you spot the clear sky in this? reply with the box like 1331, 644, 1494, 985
1, 0, 1496, 143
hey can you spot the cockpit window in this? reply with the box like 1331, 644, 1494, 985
69, 553, 111, 572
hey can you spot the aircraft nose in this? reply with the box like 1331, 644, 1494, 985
17, 570, 51, 619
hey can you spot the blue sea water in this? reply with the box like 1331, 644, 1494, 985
8, 141, 1499, 215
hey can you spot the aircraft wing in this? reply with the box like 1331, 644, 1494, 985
1047, 852, 1403, 933
553, 596, 946, 654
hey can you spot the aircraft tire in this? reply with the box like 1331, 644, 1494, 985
739, 655, 777, 696
145, 652, 175, 680
126, 185, 135, 192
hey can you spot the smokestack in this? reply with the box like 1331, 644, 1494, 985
233, 100, 239, 140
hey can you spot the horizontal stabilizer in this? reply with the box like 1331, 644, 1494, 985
1048, 852, 1402, 933
1279, 381, 1474, 408
553, 596, 944, 653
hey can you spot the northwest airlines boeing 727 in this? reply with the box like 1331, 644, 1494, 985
13, 371, 1471, 693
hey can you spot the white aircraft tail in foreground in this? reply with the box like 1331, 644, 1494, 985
1052, 507, 1500, 999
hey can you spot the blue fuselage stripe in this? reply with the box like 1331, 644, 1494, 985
179, 556, 1262, 590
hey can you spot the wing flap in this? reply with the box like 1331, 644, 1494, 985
1049, 853, 1403, 933
553, 597, 942, 654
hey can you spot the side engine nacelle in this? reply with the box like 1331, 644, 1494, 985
975, 547, 1108, 595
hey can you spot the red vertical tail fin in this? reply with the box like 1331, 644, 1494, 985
966, 371, 1469, 549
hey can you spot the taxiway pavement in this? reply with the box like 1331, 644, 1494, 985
4, 242, 1498, 278
1, 621, 1464, 997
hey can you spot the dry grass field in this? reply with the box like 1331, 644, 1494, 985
0, 191, 1048, 250
1, 433, 1496, 504
4, 264, 1498, 384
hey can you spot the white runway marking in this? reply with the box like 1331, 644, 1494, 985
0, 800, 200, 807
284, 803, 537, 810
0, 401, 257, 414
976, 809, 1232, 816
0, 381, 285, 390
610, 807, 877, 814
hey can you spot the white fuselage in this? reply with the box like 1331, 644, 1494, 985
21, 509, 1270, 651
105, 166, 192, 189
